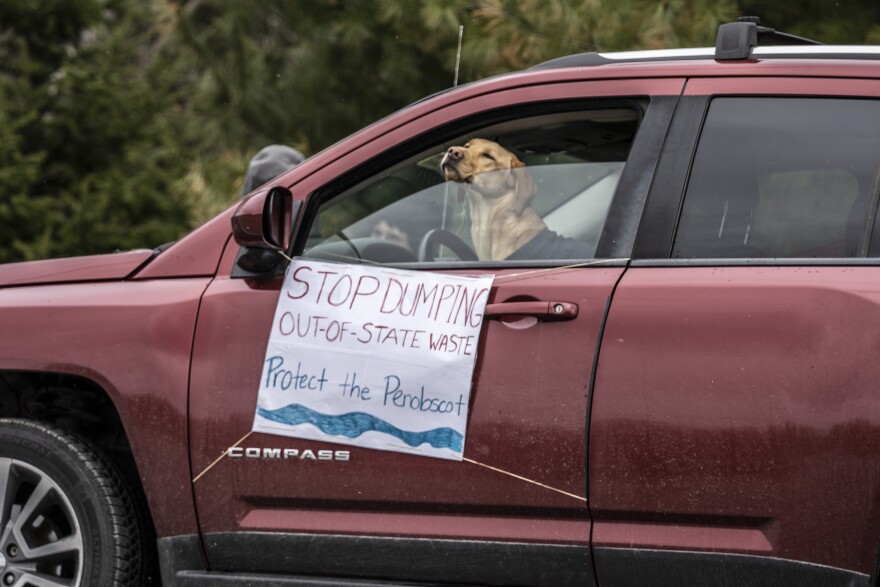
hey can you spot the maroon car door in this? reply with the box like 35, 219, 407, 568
188, 76, 683, 586
589, 77, 880, 586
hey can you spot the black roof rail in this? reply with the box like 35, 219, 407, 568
715, 16, 822, 60
530, 16, 875, 70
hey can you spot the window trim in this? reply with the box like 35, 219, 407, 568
632, 258, 880, 268
636, 91, 880, 262
292, 97, 671, 269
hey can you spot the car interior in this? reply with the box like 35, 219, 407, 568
302, 107, 640, 265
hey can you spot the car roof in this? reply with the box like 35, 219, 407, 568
532, 46, 880, 70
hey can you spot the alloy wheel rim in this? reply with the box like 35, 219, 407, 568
0, 458, 83, 587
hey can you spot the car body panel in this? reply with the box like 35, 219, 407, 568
587, 72, 880, 582
189, 235, 620, 581
0, 249, 153, 288
684, 75, 880, 96
0, 278, 211, 536
590, 266, 880, 575
133, 209, 233, 279
186, 78, 684, 585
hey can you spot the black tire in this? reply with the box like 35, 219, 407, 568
0, 418, 147, 586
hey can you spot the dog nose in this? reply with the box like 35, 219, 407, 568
446, 147, 463, 160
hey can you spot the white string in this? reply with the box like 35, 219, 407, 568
195, 433, 584, 504
492, 258, 629, 284
461, 457, 586, 503
192, 430, 254, 483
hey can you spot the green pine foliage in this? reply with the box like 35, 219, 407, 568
0, 0, 191, 262
0, 0, 872, 262
737, 0, 880, 44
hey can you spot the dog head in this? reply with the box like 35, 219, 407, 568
440, 138, 537, 212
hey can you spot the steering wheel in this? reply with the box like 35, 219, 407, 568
418, 229, 478, 262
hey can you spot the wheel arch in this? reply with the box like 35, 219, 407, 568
0, 370, 155, 532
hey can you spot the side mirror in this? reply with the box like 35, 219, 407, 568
232, 187, 294, 251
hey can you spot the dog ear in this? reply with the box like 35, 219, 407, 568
508, 158, 537, 214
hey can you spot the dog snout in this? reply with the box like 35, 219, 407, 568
446, 146, 464, 161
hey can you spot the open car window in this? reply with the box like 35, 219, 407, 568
301, 106, 640, 265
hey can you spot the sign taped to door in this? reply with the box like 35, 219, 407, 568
253, 259, 493, 460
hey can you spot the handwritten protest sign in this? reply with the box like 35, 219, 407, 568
252, 259, 493, 460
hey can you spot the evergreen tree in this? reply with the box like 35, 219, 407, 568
0, 0, 191, 262
736, 0, 880, 44
1, 1, 872, 263
165, 0, 739, 151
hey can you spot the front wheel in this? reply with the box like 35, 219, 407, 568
0, 419, 147, 586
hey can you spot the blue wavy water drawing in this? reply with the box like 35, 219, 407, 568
257, 404, 463, 452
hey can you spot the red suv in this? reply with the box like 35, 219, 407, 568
1, 19, 879, 587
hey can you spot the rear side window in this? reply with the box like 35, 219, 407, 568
673, 98, 880, 259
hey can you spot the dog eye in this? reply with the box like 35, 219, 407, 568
482, 153, 496, 161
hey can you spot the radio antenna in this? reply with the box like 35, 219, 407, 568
442, 25, 464, 233
454, 25, 464, 87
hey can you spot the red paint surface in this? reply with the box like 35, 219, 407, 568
590, 266, 880, 574
0, 278, 211, 536
240, 509, 590, 544
189, 260, 619, 546
0, 249, 153, 287
133, 210, 232, 279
